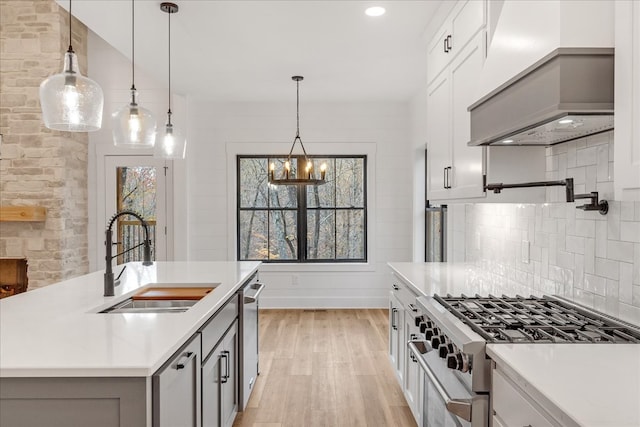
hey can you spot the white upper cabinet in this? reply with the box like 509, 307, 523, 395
427, 0, 485, 86
614, 1, 640, 200
427, 31, 486, 201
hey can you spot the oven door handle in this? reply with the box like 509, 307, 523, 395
244, 282, 266, 304
408, 340, 473, 422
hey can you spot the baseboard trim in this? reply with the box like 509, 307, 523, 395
259, 296, 387, 309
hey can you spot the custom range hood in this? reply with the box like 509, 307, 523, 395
467, 48, 614, 146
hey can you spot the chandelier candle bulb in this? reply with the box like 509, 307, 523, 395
320, 163, 327, 180
269, 163, 275, 181
306, 161, 312, 179
284, 161, 290, 179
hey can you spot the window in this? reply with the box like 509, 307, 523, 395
237, 155, 367, 263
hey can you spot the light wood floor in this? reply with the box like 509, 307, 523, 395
233, 309, 417, 427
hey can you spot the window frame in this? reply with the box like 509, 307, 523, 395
236, 154, 368, 264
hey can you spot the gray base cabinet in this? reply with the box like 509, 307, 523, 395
153, 335, 202, 427
203, 320, 238, 427
0, 377, 147, 427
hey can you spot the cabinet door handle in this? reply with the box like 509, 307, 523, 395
445, 166, 452, 189
391, 308, 398, 330
407, 303, 418, 312
446, 35, 452, 51
175, 351, 196, 370
443, 167, 447, 189
443, 37, 449, 53
392, 283, 400, 291
220, 351, 230, 383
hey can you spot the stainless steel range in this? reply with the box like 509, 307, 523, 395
408, 294, 640, 427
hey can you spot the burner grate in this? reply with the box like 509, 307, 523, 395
433, 294, 640, 344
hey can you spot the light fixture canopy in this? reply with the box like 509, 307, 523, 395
112, 0, 157, 147
268, 76, 326, 186
39, 0, 104, 132
155, 1, 186, 159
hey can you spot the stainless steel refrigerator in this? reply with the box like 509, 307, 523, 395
425, 204, 447, 262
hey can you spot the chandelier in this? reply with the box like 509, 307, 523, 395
268, 76, 326, 186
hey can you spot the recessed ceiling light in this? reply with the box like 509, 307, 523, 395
502, 139, 514, 144
365, 6, 386, 17
558, 119, 573, 124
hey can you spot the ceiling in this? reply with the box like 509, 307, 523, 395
63, 1, 443, 103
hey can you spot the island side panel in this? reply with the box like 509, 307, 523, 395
0, 377, 147, 427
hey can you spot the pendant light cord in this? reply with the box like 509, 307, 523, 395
67, 0, 73, 53
167, 6, 172, 124
131, 0, 136, 92
296, 79, 300, 138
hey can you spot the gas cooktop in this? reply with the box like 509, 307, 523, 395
433, 294, 640, 344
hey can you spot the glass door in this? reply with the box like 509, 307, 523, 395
104, 156, 169, 263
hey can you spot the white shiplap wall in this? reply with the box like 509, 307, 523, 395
185, 100, 414, 308
450, 131, 640, 323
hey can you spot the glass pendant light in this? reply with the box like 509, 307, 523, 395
112, 0, 156, 147
268, 76, 326, 186
39, 0, 104, 132
155, 2, 186, 160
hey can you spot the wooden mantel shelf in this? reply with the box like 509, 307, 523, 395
0, 206, 47, 222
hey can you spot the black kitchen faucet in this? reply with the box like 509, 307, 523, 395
104, 210, 153, 297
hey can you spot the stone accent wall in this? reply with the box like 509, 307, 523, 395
0, 0, 90, 287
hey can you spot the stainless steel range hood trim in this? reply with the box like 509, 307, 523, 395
467, 48, 614, 147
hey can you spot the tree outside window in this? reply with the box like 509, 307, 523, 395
237, 155, 367, 263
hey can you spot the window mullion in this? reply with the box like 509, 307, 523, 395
297, 156, 307, 262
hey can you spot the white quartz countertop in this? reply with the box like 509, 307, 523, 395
387, 262, 536, 298
0, 261, 260, 378
388, 262, 640, 427
488, 344, 640, 427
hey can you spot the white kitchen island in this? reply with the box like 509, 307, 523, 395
0, 261, 261, 427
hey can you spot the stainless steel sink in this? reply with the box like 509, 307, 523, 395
100, 298, 198, 314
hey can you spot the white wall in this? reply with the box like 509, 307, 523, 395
185, 100, 414, 307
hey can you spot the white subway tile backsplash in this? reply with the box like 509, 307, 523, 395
620, 262, 634, 304
608, 202, 621, 240
567, 143, 577, 168
584, 238, 596, 274
621, 221, 640, 243
606, 240, 634, 263
557, 250, 575, 269
576, 146, 597, 166
585, 165, 597, 193
595, 257, 620, 280
595, 221, 607, 258
566, 235, 585, 254
574, 219, 596, 238
574, 254, 585, 288
584, 273, 606, 296
621, 202, 635, 221
455, 132, 639, 314
596, 144, 609, 182
634, 244, 640, 285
